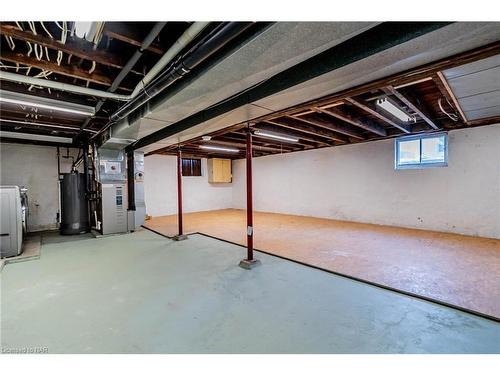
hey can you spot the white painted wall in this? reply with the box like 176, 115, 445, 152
144, 155, 233, 217
0, 143, 80, 232
232, 124, 500, 239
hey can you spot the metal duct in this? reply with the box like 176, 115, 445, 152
109, 22, 255, 123
101, 22, 377, 147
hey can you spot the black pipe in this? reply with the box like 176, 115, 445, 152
130, 22, 452, 151
56, 146, 61, 178
110, 22, 255, 122
127, 150, 136, 211
77, 22, 166, 135
82, 144, 90, 195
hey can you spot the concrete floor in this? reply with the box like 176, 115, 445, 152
1, 229, 499, 353
146, 209, 500, 319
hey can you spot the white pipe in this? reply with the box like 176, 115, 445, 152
0, 22, 209, 103
0, 70, 132, 100
131, 22, 210, 97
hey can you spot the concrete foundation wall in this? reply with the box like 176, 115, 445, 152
0, 143, 80, 232
144, 155, 233, 217
232, 124, 500, 239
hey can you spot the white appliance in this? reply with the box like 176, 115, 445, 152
101, 183, 128, 235
1, 186, 23, 258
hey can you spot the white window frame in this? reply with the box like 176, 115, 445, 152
395, 132, 448, 170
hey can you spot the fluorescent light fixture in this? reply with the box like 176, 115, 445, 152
199, 145, 239, 153
0, 118, 98, 133
0, 90, 95, 117
254, 130, 298, 142
74, 22, 93, 39
0, 130, 73, 144
377, 97, 415, 123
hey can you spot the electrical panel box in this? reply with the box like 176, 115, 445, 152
101, 183, 128, 235
207, 158, 232, 183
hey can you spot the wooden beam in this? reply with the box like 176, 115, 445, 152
222, 133, 303, 150
254, 123, 330, 147
252, 41, 500, 125
0, 50, 126, 88
434, 72, 468, 123
344, 97, 412, 133
300, 110, 366, 140
384, 86, 440, 130
232, 129, 316, 148
263, 119, 340, 145
285, 115, 351, 143
1, 24, 125, 70
313, 107, 387, 137
103, 24, 164, 55
206, 138, 295, 153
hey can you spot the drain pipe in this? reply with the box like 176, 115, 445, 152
109, 22, 254, 123
131, 22, 210, 98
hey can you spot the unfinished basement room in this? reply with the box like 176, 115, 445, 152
1, 8, 499, 366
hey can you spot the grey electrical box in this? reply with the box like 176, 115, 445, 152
101, 183, 128, 235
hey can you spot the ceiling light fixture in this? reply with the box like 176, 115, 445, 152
0, 90, 95, 117
0, 130, 73, 144
254, 130, 299, 142
199, 145, 240, 153
376, 97, 415, 123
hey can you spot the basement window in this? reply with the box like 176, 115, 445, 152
182, 158, 202, 176
395, 133, 448, 169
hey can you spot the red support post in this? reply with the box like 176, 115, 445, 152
239, 127, 260, 269
174, 148, 187, 241
246, 130, 254, 261
177, 149, 183, 236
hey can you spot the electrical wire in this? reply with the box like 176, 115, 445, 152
438, 97, 459, 121
26, 41, 33, 57
0, 62, 32, 69
40, 22, 54, 39
88, 61, 96, 74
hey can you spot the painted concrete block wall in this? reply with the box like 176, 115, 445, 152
144, 155, 233, 217
232, 124, 500, 239
0, 143, 80, 232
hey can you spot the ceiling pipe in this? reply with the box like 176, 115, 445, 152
131, 22, 210, 98
77, 21, 168, 135
109, 22, 255, 123
0, 70, 131, 100
0, 22, 209, 104
91, 22, 258, 142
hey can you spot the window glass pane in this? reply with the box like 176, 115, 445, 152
181, 158, 201, 176
398, 139, 420, 165
421, 136, 445, 163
